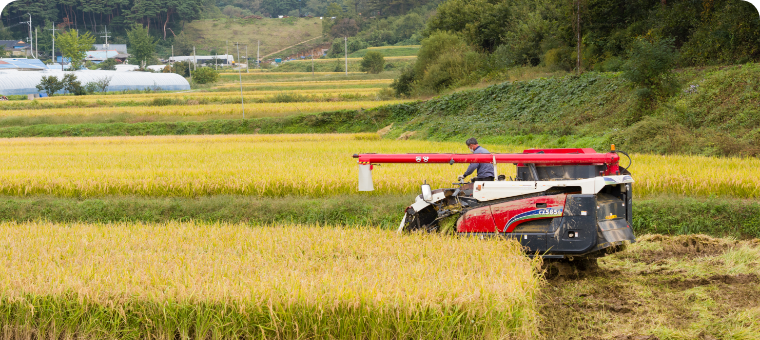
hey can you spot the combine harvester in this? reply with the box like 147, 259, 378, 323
354, 147, 635, 276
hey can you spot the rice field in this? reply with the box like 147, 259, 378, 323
0, 100, 407, 118
0, 221, 540, 339
0, 133, 757, 198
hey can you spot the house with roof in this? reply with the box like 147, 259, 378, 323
0, 40, 32, 57
0, 58, 47, 71
87, 44, 129, 63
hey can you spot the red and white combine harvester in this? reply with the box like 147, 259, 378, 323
354, 147, 635, 269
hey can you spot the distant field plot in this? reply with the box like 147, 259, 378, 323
1, 100, 406, 119
218, 72, 397, 82
350, 46, 421, 57
0, 221, 539, 339
0, 134, 757, 198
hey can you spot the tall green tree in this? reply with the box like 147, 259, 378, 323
56, 29, 96, 70
127, 23, 157, 67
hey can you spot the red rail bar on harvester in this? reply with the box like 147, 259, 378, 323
352, 152, 620, 165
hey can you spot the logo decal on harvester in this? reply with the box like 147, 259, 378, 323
504, 207, 564, 231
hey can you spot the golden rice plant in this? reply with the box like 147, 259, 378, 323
0, 133, 757, 198
32, 88, 386, 106
0, 100, 409, 118
0, 221, 540, 339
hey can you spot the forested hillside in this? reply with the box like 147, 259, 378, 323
393, 0, 760, 95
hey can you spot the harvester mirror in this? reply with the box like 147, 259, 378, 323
421, 181, 433, 202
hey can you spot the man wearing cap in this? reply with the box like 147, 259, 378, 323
458, 138, 495, 182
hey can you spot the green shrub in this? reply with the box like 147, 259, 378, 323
390, 66, 416, 97
35, 75, 64, 96
360, 51, 385, 74
543, 47, 574, 71
62, 73, 86, 96
622, 37, 679, 101
191, 67, 220, 84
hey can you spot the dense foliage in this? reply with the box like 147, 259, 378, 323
360, 50, 385, 73
389, 0, 760, 95
191, 67, 220, 84
56, 29, 96, 70
35, 76, 64, 96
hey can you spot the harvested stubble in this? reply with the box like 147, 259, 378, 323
0, 221, 540, 339
218, 71, 367, 75
0, 133, 757, 199
0, 100, 407, 118
215, 79, 393, 86
286, 56, 417, 63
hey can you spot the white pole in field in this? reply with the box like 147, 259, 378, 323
344, 36, 347, 75
246, 45, 248, 73
257, 40, 260, 69
237, 42, 245, 119
35, 27, 37, 59
50, 27, 55, 63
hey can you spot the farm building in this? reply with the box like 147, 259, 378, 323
0, 70, 190, 95
169, 55, 235, 65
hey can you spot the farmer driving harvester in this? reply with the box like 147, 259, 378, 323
457, 138, 495, 182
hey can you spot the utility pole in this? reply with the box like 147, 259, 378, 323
246, 45, 248, 73
171, 45, 173, 60
21, 14, 33, 58
344, 36, 348, 75
236, 42, 245, 119
101, 26, 111, 48
226, 40, 228, 66
193, 46, 196, 71
50, 27, 57, 63
35, 27, 38, 59
257, 40, 260, 69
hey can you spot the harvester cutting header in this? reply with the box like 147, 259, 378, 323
353, 145, 636, 262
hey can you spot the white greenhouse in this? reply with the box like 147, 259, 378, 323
0, 70, 190, 95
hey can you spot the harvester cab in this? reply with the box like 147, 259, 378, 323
353, 147, 635, 262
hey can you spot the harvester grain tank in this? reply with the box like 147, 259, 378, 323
353, 147, 635, 264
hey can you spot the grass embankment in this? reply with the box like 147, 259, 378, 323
0, 221, 540, 339
371, 63, 760, 157
541, 234, 760, 339
0, 134, 757, 198
2, 195, 759, 239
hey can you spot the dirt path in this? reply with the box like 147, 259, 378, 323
539, 234, 760, 339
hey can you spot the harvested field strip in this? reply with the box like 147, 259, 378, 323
218, 71, 367, 75
0, 221, 540, 339
0, 101, 407, 118
37, 88, 383, 101
0, 134, 758, 198
368, 45, 421, 49
215, 79, 394, 86
540, 234, 760, 339
286, 56, 417, 62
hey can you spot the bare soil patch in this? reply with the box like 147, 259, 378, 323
539, 234, 760, 339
